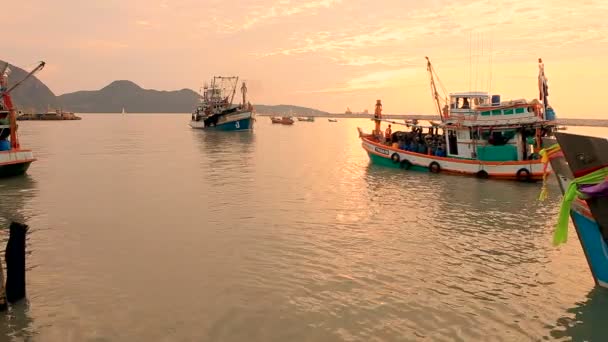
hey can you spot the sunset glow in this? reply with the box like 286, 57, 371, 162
5, 0, 607, 117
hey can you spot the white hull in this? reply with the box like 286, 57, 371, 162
362, 138, 549, 181
0, 150, 35, 165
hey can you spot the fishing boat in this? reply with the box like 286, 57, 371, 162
357, 57, 558, 182
271, 116, 294, 125
542, 133, 608, 288
190, 76, 254, 131
297, 116, 315, 122
0, 61, 44, 178
328, 118, 338, 123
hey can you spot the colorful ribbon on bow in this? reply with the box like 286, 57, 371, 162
538, 144, 563, 201
553, 167, 608, 246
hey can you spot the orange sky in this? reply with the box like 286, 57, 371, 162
4, 0, 608, 117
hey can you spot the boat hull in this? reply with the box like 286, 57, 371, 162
546, 133, 608, 289
190, 111, 254, 131
0, 150, 35, 178
361, 137, 546, 181
571, 207, 608, 288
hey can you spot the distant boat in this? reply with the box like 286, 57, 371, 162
328, 118, 338, 122
297, 116, 314, 122
190, 76, 254, 131
271, 116, 294, 125
122, 107, 126, 115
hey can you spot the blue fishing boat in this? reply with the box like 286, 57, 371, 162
544, 133, 608, 288
190, 76, 254, 131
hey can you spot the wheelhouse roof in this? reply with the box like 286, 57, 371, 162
449, 92, 489, 97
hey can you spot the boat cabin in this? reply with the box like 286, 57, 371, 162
441, 121, 551, 163
449, 92, 490, 115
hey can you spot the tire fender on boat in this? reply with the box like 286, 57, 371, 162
516, 168, 531, 182
400, 159, 412, 170
476, 170, 489, 179
391, 153, 400, 164
429, 161, 441, 173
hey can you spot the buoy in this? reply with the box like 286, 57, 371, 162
391, 153, 400, 164
429, 161, 441, 173
476, 170, 489, 179
516, 168, 532, 182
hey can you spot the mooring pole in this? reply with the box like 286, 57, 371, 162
5, 222, 28, 304
0, 254, 6, 312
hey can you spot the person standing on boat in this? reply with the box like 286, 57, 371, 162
385, 124, 392, 144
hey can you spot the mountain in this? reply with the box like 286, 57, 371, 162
1, 63, 326, 114
253, 104, 328, 116
0, 60, 58, 112
57, 80, 201, 113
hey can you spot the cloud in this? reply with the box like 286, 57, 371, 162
219, 0, 343, 33
81, 40, 129, 50
299, 67, 423, 93
257, 0, 608, 62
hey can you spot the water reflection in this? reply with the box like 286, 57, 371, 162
550, 287, 608, 341
0, 176, 37, 229
192, 130, 255, 156
0, 300, 35, 342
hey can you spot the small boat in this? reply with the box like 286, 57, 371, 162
556, 125, 567, 131
122, 107, 126, 115
358, 57, 558, 182
328, 118, 338, 122
542, 133, 608, 289
0, 61, 44, 178
297, 116, 315, 122
190, 76, 254, 131
272, 116, 294, 125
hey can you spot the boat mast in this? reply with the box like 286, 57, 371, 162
229, 76, 238, 107
1, 61, 45, 149
241, 81, 247, 107
538, 58, 548, 116
425, 57, 445, 121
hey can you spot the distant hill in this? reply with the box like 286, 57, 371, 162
253, 104, 328, 116
57, 80, 201, 113
0, 63, 330, 114
0, 60, 58, 112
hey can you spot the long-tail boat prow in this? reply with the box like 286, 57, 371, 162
542, 132, 608, 288
0, 61, 44, 178
357, 57, 558, 182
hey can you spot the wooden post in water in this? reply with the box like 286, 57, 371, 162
0, 254, 6, 312
5, 222, 28, 303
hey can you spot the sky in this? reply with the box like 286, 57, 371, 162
4, 0, 608, 117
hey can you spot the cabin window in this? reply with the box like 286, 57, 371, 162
504, 109, 514, 115
515, 107, 525, 114
471, 129, 480, 140
451, 97, 459, 109
492, 109, 502, 115
457, 130, 470, 140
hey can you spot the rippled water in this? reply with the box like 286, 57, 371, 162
0, 115, 607, 341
